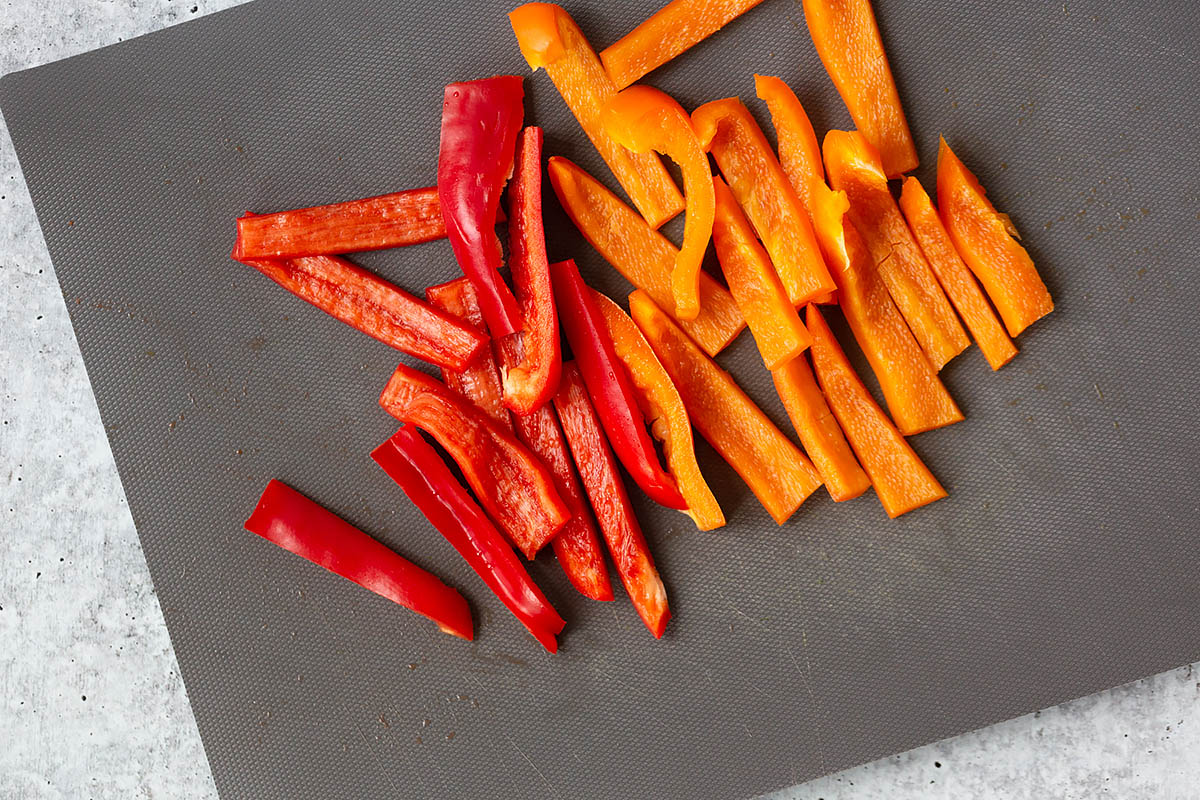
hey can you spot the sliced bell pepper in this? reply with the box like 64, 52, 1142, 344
808, 181, 962, 435
936, 138, 1054, 338
771, 354, 870, 503
503, 126, 562, 414
592, 291, 725, 531
554, 363, 670, 638
235, 253, 486, 372
379, 363, 569, 558
823, 130, 969, 370
508, 3, 684, 229
438, 75, 525, 338
244, 479, 472, 640
371, 428, 565, 652
899, 176, 1017, 370
801, 0, 917, 178
602, 86, 715, 321
630, 291, 822, 524
547, 156, 745, 356
754, 75, 823, 217
711, 175, 811, 370
550, 259, 687, 511
692, 97, 836, 308
804, 305, 946, 518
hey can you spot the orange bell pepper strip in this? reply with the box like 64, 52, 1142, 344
509, 3, 684, 229
602, 86, 714, 321
936, 138, 1054, 337
809, 181, 962, 435
599, 0, 768, 89
711, 176, 811, 370
754, 75, 823, 216
805, 304, 946, 518
592, 291, 725, 531
801, 0, 917, 178
692, 98, 836, 308
771, 354, 870, 502
630, 290, 822, 524
547, 156, 745, 356
823, 130, 968, 370
898, 177, 1018, 370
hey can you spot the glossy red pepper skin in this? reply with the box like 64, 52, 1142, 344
244, 480, 472, 640
371, 428, 565, 652
548, 259, 687, 510
438, 76, 525, 338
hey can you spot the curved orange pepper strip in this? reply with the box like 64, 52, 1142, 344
754, 75, 824, 217
508, 3, 684, 229
801, 0, 917, 178
936, 138, 1054, 338
805, 304, 946, 518
603, 86, 714, 321
630, 290, 822, 525
592, 291, 725, 531
547, 156, 745, 356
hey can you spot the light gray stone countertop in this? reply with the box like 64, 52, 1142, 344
1, 1, 1196, 798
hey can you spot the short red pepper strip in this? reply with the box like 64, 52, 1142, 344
438, 75, 525, 338
371, 428, 565, 652
244, 479, 472, 640
549, 259, 687, 511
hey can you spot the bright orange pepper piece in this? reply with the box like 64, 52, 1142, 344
754, 75, 824, 217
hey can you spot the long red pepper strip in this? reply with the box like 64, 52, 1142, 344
235, 252, 486, 372
438, 76, 525, 338
371, 428, 565, 652
379, 363, 569, 558
244, 479, 472, 640
554, 363, 670, 638
549, 259, 687, 510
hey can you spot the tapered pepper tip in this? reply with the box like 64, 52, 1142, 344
438, 621, 475, 640
509, 2, 565, 69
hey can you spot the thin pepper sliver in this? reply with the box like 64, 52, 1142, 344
754, 75, 823, 217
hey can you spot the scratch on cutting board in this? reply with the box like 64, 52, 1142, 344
469, 676, 561, 799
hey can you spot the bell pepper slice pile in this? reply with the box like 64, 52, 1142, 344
371, 427, 565, 651
692, 97, 836, 308
508, 3, 684, 229
554, 363, 671, 638
379, 363, 569, 558
801, 0, 917, 178
754, 75, 824, 217
937, 138, 1054, 337
630, 291, 822, 524
547, 156, 746, 356
805, 304, 947, 518
602, 86, 715, 321
592, 291, 725, 532
899, 176, 1018, 370
244, 479, 473, 640
823, 130, 969, 370
438, 75, 526, 338
711, 175, 811, 370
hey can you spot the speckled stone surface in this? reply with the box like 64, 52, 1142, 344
0, 2, 1196, 798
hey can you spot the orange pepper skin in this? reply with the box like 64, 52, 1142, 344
936, 139, 1054, 338
693, 98, 836, 308
547, 156, 745, 356
899, 177, 1018, 371
805, 304, 946, 518
630, 290, 822, 525
602, 86, 714, 321
592, 291, 725, 531
711, 176, 811, 370
801, 0, 917, 178
823, 130, 968, 370
508, 3, 684, 229
754, 75, 824, 217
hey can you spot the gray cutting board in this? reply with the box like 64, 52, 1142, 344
3, 0, 1198, 797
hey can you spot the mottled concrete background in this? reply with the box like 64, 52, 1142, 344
0, 2, 1196, 798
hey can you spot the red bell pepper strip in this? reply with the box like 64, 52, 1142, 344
438, 75, 525, 338
379, 363, 569, 558
554, 363, 670, 638
235, 252, 486, 372
244, 479, 472, 640
371, 428, 565, 652
549, 259, 687, 511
